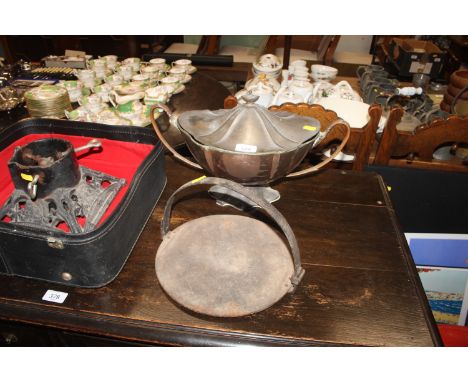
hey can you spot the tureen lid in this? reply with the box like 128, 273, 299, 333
177, 93, 321, 153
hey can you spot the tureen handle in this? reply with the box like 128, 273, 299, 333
149, 103, 203, 170
286, 119, 351, 178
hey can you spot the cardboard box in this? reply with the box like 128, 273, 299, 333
389, 38, 446, 78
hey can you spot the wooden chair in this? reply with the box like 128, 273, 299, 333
268, 103, 381, 171
264, 36, 341, 68
374, 107, 468, 172
223, 96, 382, 171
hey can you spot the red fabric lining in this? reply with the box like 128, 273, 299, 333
0, 133, 155, 232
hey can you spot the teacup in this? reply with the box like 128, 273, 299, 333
124, 108, 152, 126
105, 73, 124, 87
168, 66, 187, 81
87, 58, 107, 70
79, 94, 106, 114
93, 83, 113, 103
122, 57, 141, 72
93, 67, 112, 80
83, 78, 102, 90
65, 106, 90, 121
132, 73, 150, 83
101, 55, 118, 63
156, 84, 177, 96
74, 69, 95, 82
161, 75, 181, 91
173, 59, 192, 70
59, 80, 83, 102
131, 73, 152, 89
149, 58, 166, 70
103, 56, 119, 71
117, 64, 134, 81
140, 64, 161, 77
144, 86, 169, 106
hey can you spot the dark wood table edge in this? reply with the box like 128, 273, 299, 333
0, 169, 442, 347
371, 171, 443, 346
0, 299, 359, 347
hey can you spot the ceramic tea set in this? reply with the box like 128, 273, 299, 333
58, 56, 197, 126
236, 54, 360, 109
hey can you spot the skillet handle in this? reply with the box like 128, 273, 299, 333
286, 119, 351, 178
150, 103, 203, 170
160, 176, 305, 291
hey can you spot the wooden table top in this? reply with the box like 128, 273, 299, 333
0, 155, 441, 346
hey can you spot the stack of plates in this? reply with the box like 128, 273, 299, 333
25, 85, 72, 118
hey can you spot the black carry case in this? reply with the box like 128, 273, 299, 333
0, 118, 166, 288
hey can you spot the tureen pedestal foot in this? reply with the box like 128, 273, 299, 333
208, 185, 280, 210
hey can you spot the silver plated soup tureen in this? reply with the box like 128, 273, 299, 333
150, 93, 350, 203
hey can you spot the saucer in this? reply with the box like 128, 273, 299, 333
172, 84, 185, 95
180, 74, 192, 84
187, 65, 197, 74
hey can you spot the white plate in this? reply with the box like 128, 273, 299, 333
318, 98, 387, 162
317, 98, 370, 128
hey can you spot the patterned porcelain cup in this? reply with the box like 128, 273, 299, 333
87, 58, 107, 70
101, 55, 118, 64
160, 75, 180, 92
65, 106, 90, 121
79, 94, 106, 114
93, 83, 113, 103
105, 73, 124, 87
156, 84, 177, 96
144, 86, 169, 106
172, 59, 191, 70
122, 57, 141, 72
59, 80, 83, 103
132, 73, 150, 83
117, 64, 134, 81
74, 69, 95, 82
168, 67, 187, 81
140, 64, 161, 77
94, 67, 112, 80
149, 58, 166, 71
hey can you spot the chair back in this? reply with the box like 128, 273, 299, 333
268, 103, 381, 171
264, 36, 341, 67
374, 107, 468, 172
